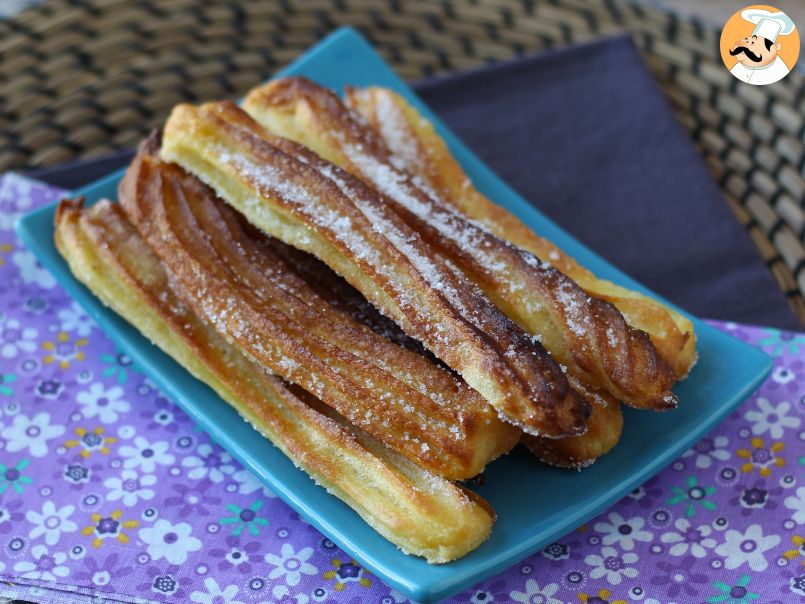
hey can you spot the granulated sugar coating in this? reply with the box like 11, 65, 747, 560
183, 96, 592, 437
149, 131, 520, 479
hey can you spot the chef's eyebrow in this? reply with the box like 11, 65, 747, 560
752, 35, 757, 39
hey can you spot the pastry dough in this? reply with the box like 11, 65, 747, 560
160, 101, 591, 438
345, 87, 630, 468
344, 87, 702, 468
242, 78, 678, 411
118, 139, 519, 480
54, 197, 494, 563
345, 86, 696, 380
522, 396, 624, 469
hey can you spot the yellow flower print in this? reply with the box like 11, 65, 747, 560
784, 534, 805, 567
736, 437, 785, 477
0, 243, 12, 267
578, 589, 626, 604
42, 331, 87, 369
64, 427, 117, 458
322, 558, 372, 591
81, 510, 138, 548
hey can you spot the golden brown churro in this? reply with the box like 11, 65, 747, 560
522, 398, 624, 469
344, 87, 635, 468
160, 100, 591, 438
345, 86, 696, 380
55, 197, 494, 563
49, 66, 702, 562
118, 139, 519, 480
241, 78, 678, 412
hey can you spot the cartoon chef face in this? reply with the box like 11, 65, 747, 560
730, 34, 781, 68
722, 7, 798, 86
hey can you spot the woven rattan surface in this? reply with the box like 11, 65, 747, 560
2, 0, 804, 322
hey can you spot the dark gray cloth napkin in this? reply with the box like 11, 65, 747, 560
28, 35, 799, 329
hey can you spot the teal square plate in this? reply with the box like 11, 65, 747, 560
16, 27, 772, 604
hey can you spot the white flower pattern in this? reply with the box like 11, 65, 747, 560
593, 512, 653, 550
1, 412, 64, 457
181, 443, 236, 483
745, 397, 800, 439
12, 250, 56, 289
118, 436, 174, 472
13, 545, 69, 581
785, 486, 805, 524
139, 519, 201, 565
265, 543, 317, 587
190, 577, 245, 604
104, 470, 157, 506
77, 382, 131, 424
660, 518, 717, 557
0, 175, 34, 230
232, 468, 277, 497
0, 314, 38, 359
57, 302, 96, 337
510, 579, 562, 604
714, 523, 780, 571
26, 501, 77, 546
681, 435, 730, 469
584, 546, 639, 585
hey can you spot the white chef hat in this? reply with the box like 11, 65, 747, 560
741, 8, 796, 42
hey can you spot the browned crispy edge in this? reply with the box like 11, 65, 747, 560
118, 139, 519, 479
242, 78, 678, 411
54, 196, 495, 563
522, 399, 624, 469
160, 100, 592, 438
345, 85, 697, 380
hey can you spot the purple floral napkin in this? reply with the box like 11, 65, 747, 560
0, 173, 804, 604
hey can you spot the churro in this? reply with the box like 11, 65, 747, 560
55, 197, 494, 563
160, 101, 591, 438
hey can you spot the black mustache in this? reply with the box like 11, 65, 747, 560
730, 46, 763, 62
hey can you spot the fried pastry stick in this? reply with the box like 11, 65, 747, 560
242, 78, 677, 411
344, 89, 632, 468
54, 197, 495, 563
118, 142, 519, 480
521, 399, 624, 469
160, 101, 591, 438
257, 228, 436, 360
240, 158, 622, 470
346, 86, 696, 380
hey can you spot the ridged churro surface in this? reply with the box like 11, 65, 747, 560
49, 66, 705, 564
243, 78, 679, 413
343, 86, 633, 468
54, 197, 495, 563
160, 100, 591, 438
345, 86, 697, 380
118, 140, 519, 479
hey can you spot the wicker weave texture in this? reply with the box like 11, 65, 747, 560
1, 0, 804, 322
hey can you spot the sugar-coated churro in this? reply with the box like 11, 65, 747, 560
55, 197, 495, 563
118, 139, 519, 480
242, 78, 679, 412
345, 86, 696, 380
160, 100, 591, 438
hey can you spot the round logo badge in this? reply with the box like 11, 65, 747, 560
720, 4, 799, 85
